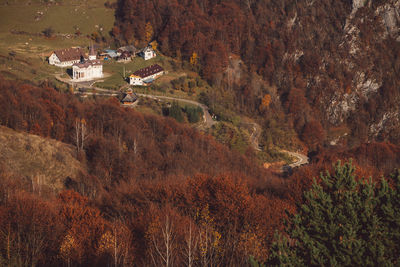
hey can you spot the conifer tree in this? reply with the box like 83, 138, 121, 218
268, 161, 400, 266
169, 101, 184, 123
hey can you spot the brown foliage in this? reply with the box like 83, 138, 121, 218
58, 190, 108, 264
1, 78, 399, 265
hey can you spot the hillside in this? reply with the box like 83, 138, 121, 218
0, 0, 114, 36
0, 125, 85, 192
114, 0, 400, 150
0, 0, 114, 84
0, 78, 273, 184
1, 0, 400, 266
0, 77, 294, 266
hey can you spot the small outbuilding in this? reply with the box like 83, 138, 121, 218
121, 89, 138, 105
103, 49, 119, 59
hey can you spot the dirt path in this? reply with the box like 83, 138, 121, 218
248, 122, 309, 170
68, 79, 216, 129
136, 93, 216, 129
280, 149, 309, 168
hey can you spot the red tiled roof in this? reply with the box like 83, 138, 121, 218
133, 64, 163, 79
54, 47, 85, 62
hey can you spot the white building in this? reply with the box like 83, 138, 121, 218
130, 74, 143, 86
139, 46, 156, 60
48, 48, 85, 67
129, 64, 164, 86
72, 60, 103, 81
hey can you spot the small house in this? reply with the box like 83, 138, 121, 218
103, 49, 119, 59
139, 45, 156, 60
117, 45, 137, 57
121, 89, 138, 105
117, 51, 132, 62
49, 47, 86, 67
129, 64, 164, 86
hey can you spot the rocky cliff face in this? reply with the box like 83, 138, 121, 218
378, 0, 400, 38
295, 0, 400, 143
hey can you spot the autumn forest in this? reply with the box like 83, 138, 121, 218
1, 0, 400, 266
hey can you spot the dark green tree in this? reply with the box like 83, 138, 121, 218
268, 161, 400, 266
377, 169, 400, 263
184, 105, 203, 123
42, 27, 54, 38
169, 101, 184, 123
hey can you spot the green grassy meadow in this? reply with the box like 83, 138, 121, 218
0, 0, 207, 98
96, 56, 169, 90
0, 0, 114, 85
0, 0, 114, 35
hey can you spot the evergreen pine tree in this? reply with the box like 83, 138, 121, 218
268, 161, 400, 266
169, 101, 184, 123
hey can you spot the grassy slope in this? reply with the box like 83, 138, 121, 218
96, 55, 169, 89
0, 0, 114, 35
0, 0, 291, 164
0, 0, 114, 84
0, 1, 207, 97
0, 126, 85, 191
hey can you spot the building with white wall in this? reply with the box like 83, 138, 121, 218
72, 60, 103, 81
139, 46, 156, 60
129, 64, 164, 86
48, 48, 85, 67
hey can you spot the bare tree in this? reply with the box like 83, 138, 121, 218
74, 118, 89, 154
183, 221, 198, 267
148, 215, 176, 267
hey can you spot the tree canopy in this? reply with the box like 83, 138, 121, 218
268, 161, 400, 266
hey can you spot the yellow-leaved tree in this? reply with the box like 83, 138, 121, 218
259, 93, 272, 112
196, 205, 222, 266
60, 233, 77, 267
145, 22, 153, 43
150, 40, 158, 51
190, 52, 198, 66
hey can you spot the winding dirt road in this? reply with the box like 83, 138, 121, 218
280, 150, 309, 168
136, 93, 216, 128
247, 122, 309, 169
72, 84, 215, 128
